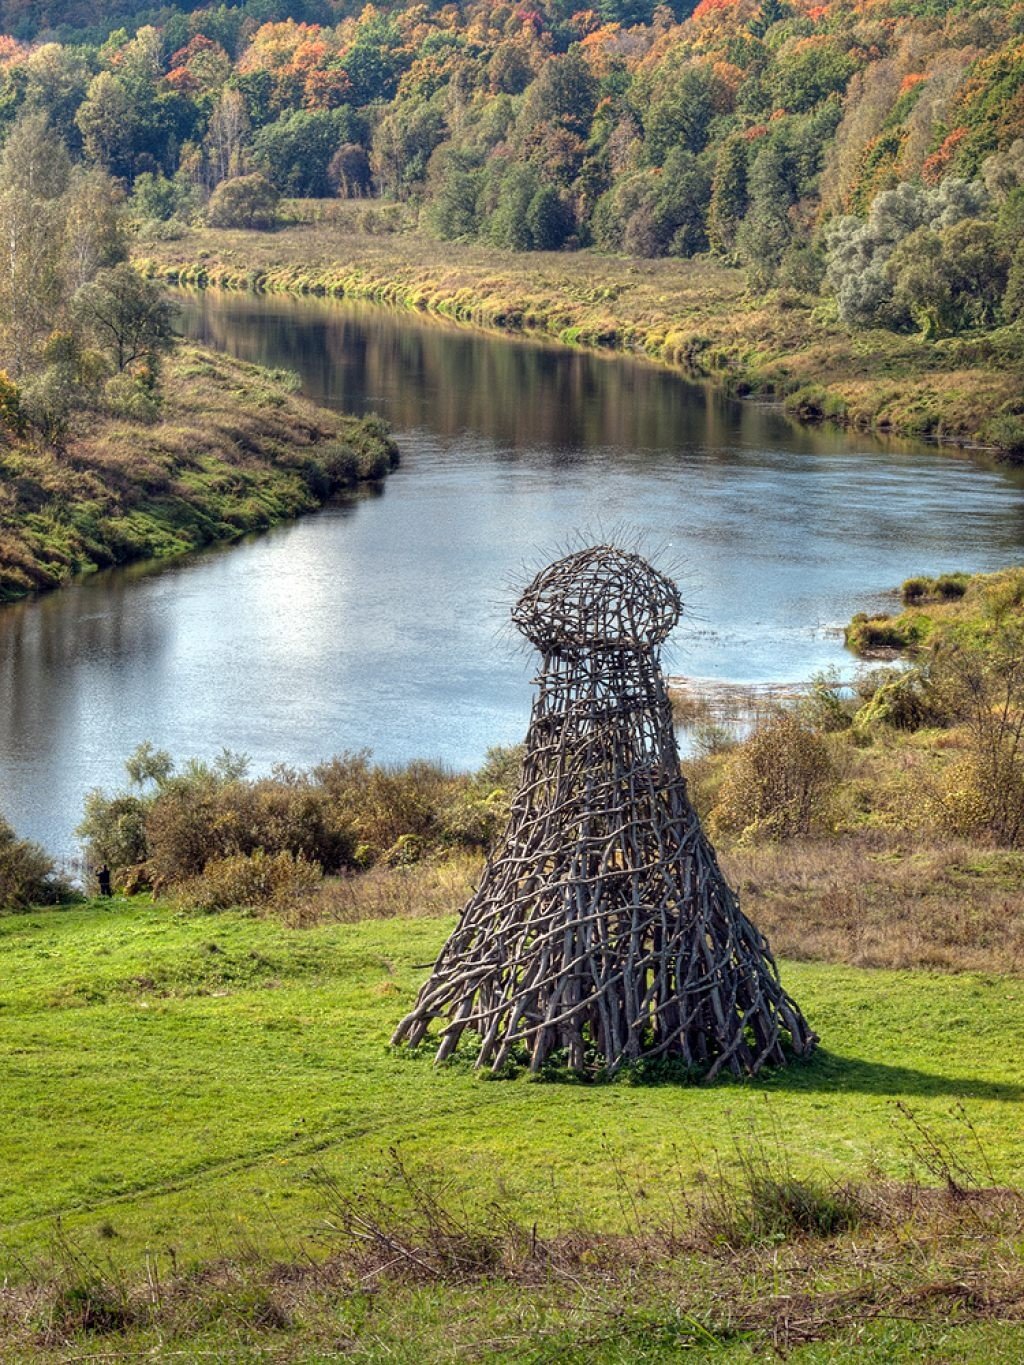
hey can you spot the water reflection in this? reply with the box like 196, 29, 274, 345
180, 290, 876, 460
3, 288, 1024, 860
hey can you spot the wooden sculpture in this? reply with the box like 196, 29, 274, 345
392, 545, 816, 1078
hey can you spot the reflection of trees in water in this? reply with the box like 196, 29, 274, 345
184, 291, 752, 455
0, 573, 166, 760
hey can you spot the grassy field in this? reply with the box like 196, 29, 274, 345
136, 214, 1024, 452
2, 894, 1024, 1358
0, 344, 397, 605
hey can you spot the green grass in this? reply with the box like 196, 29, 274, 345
3, 898, 1023, 1281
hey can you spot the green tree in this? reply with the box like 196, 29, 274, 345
21, 42, 91, 150
643, 64, 717, 165
518, 50, 597, 145
487, 164, 538, 250
204, 87, 251, 187
20, 330, 107, 450
526, 185, 573, 250
424, 147, 481, 239
76, 72, 136, 180
887, 228, 954, 338
767, 43, 857, 114
252, 108, 359, 197
344, 39, 402, 107
1004, 241, 1024, 323
370, 99, 446, 199
0, 110, 71, 198
708, 134, 748, 258
72, 264, 175, 373
736, 141, 793, 288
888, 220, 1010, 336
942, 219, 1010, 326
131, 171, 194, 223
62, 167, 127, 293
0, 117, 68, 374
205, 172, 280, 229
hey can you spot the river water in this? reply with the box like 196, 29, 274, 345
4, 287, 1024, 862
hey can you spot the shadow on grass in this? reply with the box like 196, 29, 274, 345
748, 1047, 1024, 1102
538, 1048, 1024, 1097
416, 1042, 1024, 1099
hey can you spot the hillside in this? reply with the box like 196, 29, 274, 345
0, 345, 397, 603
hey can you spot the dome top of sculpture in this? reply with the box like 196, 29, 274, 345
512, 545, 681, 652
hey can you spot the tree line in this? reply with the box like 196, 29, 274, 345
0, 0, 1022, 340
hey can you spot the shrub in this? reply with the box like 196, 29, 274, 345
206, 175, 280, 230
985, 413, 1024, 457
0, 815, 69, 911
694, 1126, 868, 1249
932, 628, 1024, 845
103, 369, 162, 423
77, 791, 149, 888
933, 574, 969, 601
901, 576, 930, 605
77, 743, 504, 903
131, 171, 196, 224
800, 669, 854, 733
709, 711, 838, 842
177, 849, 323, 913
845, 612, 930, 654
853, 667, 942, 732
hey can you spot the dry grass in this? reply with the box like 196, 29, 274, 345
724, 836, 1024, 975
3, 1148, 1023, 1361
137, 221, 1024, 450
286, 853, 480, 928
264, 813, 1024, 976
278, 830, 1024, 976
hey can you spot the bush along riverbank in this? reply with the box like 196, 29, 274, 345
137, 223, 1024, 455
0, 344, 398, 605
845, 565, 1024, 656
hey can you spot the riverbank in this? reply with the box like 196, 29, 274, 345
0, 345, 397, 605
845, 564, 1024, 655
137, 221, 1024, 454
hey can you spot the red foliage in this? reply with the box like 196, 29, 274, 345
168, 34, 221, 71
921, 126, 968, 185
516, 7, 545, 30
899, 71, 927, 95
165, 66, 198, 92
0, 35, 26, 65
692, 0, 738, 18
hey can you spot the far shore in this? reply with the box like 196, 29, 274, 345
138, 214, 1024, 455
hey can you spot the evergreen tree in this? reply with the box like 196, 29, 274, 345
736, 141, 793, 288
708, 134, 748, 259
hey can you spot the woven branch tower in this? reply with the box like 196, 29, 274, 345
393, 545, 817, 1078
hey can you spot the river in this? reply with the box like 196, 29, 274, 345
4, 287, 1024, 863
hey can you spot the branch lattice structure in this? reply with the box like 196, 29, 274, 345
392, 545, 817, 1077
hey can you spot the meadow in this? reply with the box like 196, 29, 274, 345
2, 888, 1024, 1359
138, 214, 1024, 453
